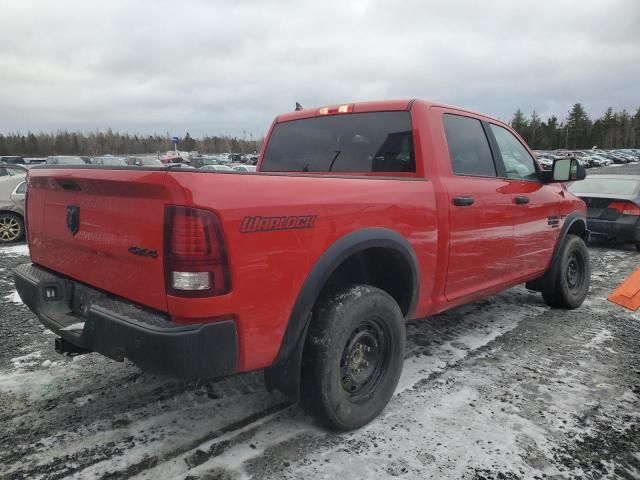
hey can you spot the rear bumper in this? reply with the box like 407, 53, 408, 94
587, 216, 640, 242
13, 263, 237, 379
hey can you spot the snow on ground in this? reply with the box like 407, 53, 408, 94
4, 290, 22, 304
0, 241, 639, 479
0, 243, 29, 257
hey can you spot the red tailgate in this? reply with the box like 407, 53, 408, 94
27, 168, 171, 311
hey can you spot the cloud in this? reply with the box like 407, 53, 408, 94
0, 0, 638, 137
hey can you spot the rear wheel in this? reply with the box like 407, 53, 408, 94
0, 213, 24, 243
541, 234, 590, 309
300, 284, 405, 431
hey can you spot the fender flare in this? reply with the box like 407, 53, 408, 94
548, 211, 589, 266
264, 227, 419, 399
526, 211, 588, 292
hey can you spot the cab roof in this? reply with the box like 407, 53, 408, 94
275, 99, 500, 124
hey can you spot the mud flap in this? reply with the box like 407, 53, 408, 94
264, 336, 304, 401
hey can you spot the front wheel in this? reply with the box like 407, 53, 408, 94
542, 234, 590, 309
300, 285, 405, 431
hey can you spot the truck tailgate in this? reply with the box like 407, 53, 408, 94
27, 168, 171, 311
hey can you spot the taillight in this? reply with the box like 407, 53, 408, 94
164, 206, 231, 297
608, 201, 640, 216
318, 104, 354, 115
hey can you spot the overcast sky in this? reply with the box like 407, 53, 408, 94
1, 0, 638, 138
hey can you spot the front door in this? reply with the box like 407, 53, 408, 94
486, 123, 560, 277
439, 112, 515, 302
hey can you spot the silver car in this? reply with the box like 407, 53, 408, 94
0, 174, 27, 243
0, 162, 28, 177
201, 164, 234, 172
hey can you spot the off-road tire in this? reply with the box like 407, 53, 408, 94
0, 213, 25, 243
300, 284, 405, 431
541, 234, 590, 309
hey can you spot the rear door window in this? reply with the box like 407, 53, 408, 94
443, 114, 496, 177
261, 111, 415, 173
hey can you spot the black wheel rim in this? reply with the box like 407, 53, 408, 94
566, 252, 584, 292
340, 317, 389, 403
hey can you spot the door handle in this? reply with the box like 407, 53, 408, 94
515, 196, 530, 205
453, 196, 475, 206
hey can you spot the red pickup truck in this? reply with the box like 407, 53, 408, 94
14, 99, 589, 430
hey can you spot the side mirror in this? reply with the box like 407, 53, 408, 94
543, 158, 586, 183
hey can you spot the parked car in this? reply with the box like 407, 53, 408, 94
201, 164, 234, 171
15, 99, 589, 431
46, 156, 90, 165
568, 174, 640, 251
232, 165, 257, 172
188, 155, 219, 168
165, 163, 195, 169
0, 175, 27, 243
0, 156, 25, 164
0, 163, 28, 177
126, 156, 164, 167
91, 155, 130, 166
23, 157, 47, 165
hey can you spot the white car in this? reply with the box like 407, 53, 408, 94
232, 165, 257, 172
201, 164, 234, 172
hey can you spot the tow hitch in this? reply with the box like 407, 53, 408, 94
54, 337, 92, 356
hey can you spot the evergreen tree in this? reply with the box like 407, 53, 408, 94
566, 103, 591, 149
26, 132, 39, 155
510, 109, 528, 135
181, 132, 196, 151
529, 111, 541, 148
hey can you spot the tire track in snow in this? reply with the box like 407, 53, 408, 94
128, 288, 548, 480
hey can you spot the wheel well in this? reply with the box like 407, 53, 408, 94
0, 210, 23, 220
318, 247, 414, 317
567, 219, 587, 238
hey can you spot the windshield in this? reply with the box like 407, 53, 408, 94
261, 111, 415, 173
568, 177, 640, 195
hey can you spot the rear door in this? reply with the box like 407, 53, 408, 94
438, 112, 515, 302
486, 123, 561, 277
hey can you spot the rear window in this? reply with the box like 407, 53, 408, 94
568, 177, 640, 195
261, 111, 415, 173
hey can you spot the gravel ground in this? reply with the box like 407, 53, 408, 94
1, 232, 639, 479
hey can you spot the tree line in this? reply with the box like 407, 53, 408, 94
0, 130, 263, 157
510, 103, 640, 150
1, 103, 639, 157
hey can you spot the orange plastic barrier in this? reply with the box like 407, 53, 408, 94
608, 267, 640, 311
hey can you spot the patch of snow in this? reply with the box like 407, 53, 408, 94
584, 328, 613, 349
0, 243, 29, 257
11, 351, 42, 370
62, 322, 85, 331
4, 290, 22, 304
73, 393, 96, 407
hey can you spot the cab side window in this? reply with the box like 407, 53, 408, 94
443, 114, 496, 177
489, 124, 538, 181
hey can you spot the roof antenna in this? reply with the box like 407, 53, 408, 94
295, 102, 303, 111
